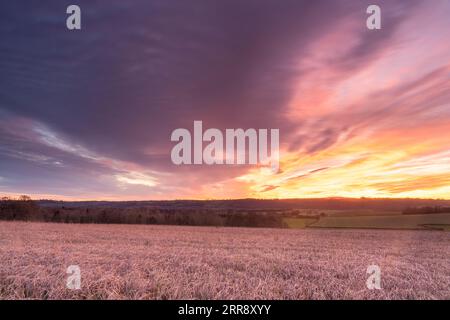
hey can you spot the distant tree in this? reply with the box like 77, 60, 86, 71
18, 195, 32, 201
0, 195, 39, 221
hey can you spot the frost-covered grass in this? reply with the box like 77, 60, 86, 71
0, 221, 448, 299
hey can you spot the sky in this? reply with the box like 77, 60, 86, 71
0, 0, 449, 200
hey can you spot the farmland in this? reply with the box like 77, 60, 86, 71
309, 213, 450, 230
0, 221, 448, 299
284, 212, 450, 231
3, 197, 450, 231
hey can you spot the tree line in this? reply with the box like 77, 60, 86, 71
0, 196, 286, 228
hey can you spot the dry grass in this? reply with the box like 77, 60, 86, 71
0, 221, 448, 299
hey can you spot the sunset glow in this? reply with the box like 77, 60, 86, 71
1, 0, 449, 200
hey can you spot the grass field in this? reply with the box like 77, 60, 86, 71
283, 217, 317, 228
284, 213, 450, 231
0, 221, 448, 299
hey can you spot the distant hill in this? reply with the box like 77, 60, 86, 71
37, 198, 450, 211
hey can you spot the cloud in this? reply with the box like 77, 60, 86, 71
285, 167, 330, 182
0, 0, 449, 199
116, 172, 158, 188
260, 185, 279, 193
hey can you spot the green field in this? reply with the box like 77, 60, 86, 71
284, 213, 450, 231
283, 217, 317, 228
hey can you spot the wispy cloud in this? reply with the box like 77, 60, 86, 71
116, 172, 158, 188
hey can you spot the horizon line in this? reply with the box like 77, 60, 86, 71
4, 196, 450, 202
